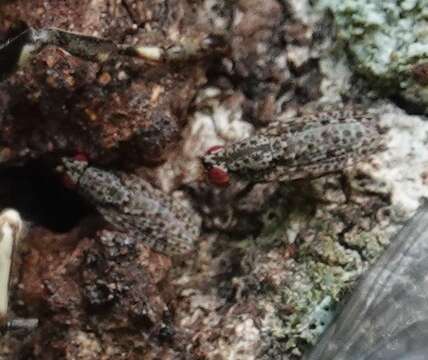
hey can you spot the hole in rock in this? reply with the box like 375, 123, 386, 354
0, 160, 91, 232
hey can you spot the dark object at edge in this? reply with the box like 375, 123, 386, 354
305, 200, 428, 360
0, 27, 31, 81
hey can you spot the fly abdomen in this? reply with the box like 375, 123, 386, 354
283, 120, 382, 169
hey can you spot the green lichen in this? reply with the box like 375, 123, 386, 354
257, 257, 355, 356
252, 182, 390, 356
344, 228, 388, 262
318, 0, 428, 108
280, 261, 351, 344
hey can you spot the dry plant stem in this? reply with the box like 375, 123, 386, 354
0, 26, 227, 80
0, 209, 22, 324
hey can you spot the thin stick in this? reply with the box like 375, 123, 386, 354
0, 26, 228, 80
0, 209, 22, 324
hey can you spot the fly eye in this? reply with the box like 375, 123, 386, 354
207, 166, 230, 187
205, 145, 224, 155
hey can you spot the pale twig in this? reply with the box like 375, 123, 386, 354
0, 26, 228, 80
0, 209, 37, 332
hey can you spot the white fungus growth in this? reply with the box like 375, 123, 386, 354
146, 89, 253, 192
369, 104, 428, 216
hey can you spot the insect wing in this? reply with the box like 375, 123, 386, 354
260, 108, 377, 137
305, 202, 428, 360
119, 176, 201, 256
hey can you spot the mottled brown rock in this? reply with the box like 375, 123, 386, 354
231, 0, 286, 123
0, 0, 210, 166
17, 226, 178, 358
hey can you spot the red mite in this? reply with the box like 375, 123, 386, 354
62, 152, 89, 189
204, 146, 230, 187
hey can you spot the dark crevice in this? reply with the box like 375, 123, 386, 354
389, 94, 428, 116
0, 159, 92, 232
336, 222, 367, 261
121, 1, 142, 30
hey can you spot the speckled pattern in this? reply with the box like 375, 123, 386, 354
63, 159, 201, 256
203, 107, 385, 183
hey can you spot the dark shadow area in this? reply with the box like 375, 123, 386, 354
0, 159, 91, 232
390, 94, 428, 116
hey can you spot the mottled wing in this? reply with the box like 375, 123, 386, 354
280, 119, 381, 176
259, 107, 377, 137
251, 115, 382, 182
107, 175, 201, 256
275, 153, 356, 182
124, 176, 201, 235
305, 202, 428, 360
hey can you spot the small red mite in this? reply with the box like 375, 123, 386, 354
207, 166, 230, 187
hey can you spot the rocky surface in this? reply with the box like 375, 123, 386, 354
0, 0, 212, 166
318, 0, 428, 110
306, 202, 428, 360
0, 0, 425, 359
